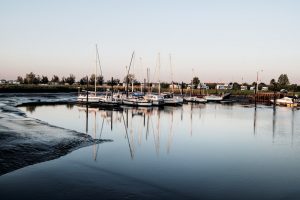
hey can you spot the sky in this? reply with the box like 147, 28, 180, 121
0, 0, 299, 84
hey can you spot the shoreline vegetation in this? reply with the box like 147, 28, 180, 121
1, 84, 299, 96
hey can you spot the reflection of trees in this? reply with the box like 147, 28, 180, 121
26, 106, 36, 113
66, 104, 74, 109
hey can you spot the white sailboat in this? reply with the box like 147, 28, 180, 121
144, 53, 165, 106
162, 92, 183, 106
123, 93, 152, 107
162, 54, 183, 106
270, 96, 298, 106
145, 93, 164, 106
77, 44, 103, 104
122, 52, 152, 107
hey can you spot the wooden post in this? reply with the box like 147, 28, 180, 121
86, 75, 89, 104
254, 82, 257, 106
111, 77, 114, 94
181, 82, 184, 96
86, 75, 89, 134
273, 83, 276, 110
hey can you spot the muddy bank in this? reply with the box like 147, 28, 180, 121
0, 93, 111, 176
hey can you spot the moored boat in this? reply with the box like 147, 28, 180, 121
123, 93, 152, 107
270, 96, 298, 107
162, 92, 183, 106
145, 93, 164, 106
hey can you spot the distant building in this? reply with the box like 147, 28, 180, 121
215, 83, 233, 90
250, 86, 255, 91
198, 83, 209, 90
7, 80, 20, 85
261, 87, 268, 91
241, 86, 248, 91
169, 83, 181, 89
0, 79, 6, 84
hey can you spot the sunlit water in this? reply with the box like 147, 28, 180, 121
1, 104, 300, 200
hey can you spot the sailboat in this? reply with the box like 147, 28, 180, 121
162, 54, 183, 106
144, 53, 164, 106
77, 44, 103, 104
122, 52, 153, 107
183, 84, 207, 103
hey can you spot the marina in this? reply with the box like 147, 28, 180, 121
1, 1, 300, 199
0, 100, 299, 200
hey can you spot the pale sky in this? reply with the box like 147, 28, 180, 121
0, 0, 299, 83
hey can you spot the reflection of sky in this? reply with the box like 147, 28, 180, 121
15, 104, 300, 199
21, 104, 300, 159
1, 0, 300, 83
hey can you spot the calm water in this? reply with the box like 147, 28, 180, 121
1, 104, 300, 199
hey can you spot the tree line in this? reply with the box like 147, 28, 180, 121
17, 72, 76, 85
16, 72, 135, 86
14, 72, 298, 91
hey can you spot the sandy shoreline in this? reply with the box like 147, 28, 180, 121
0, 93, 111, 176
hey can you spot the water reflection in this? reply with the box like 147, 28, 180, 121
15, 103, 300, 200
252, 105, 299, 146
25, 105, 36, 113
22, 103, 300, 161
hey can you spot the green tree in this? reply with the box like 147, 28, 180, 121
17, 76, 23, 84
270, 79, 276, 85
80, 76, 88, 85
258, 82, 266, 90
61, 77, 66, 84
192, 77, 200, 88
123, 74, 135, 83
41, 76, 49, 84
161, 82, 170, 89
24, 72, 36, 84
232, 82, 240, 90
277, 74, 290, 87
66, 74, 75, 85
97, 75, 104, 85
269, 78, 277, 91
106, 78, 120, 86
89, 74, 96, 85
51, 75, 60, 83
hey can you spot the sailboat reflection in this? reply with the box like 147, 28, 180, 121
77, 104, 211, 160
253, 106, 257, 135
272, 109, 276, 143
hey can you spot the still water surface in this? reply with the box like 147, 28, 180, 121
2, 104, 300, 199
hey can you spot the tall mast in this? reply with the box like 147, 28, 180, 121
140, 57, 143, 93
170, 53, 174, 93
191, 68, 195, 96
96, 44, 102, 77
95, 44, 98, 94
126, 51, 135, 98
158, 53, 161, 95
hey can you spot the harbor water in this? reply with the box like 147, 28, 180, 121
1, 103, 300, 200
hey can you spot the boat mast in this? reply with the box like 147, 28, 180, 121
191, 68, 195, 96
126, 51, 135, 98
170, 53, 174, 93
140, 57, 143, 93
158, 53, 161, 95
96, 44, 103, 77
95, 44, 98, 94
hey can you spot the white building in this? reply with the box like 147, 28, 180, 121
197, 83, 209, 90
216, 83, 233, 90
241, 86, 248, 91
261, 87, 268, 91
169, 83, 181, 89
